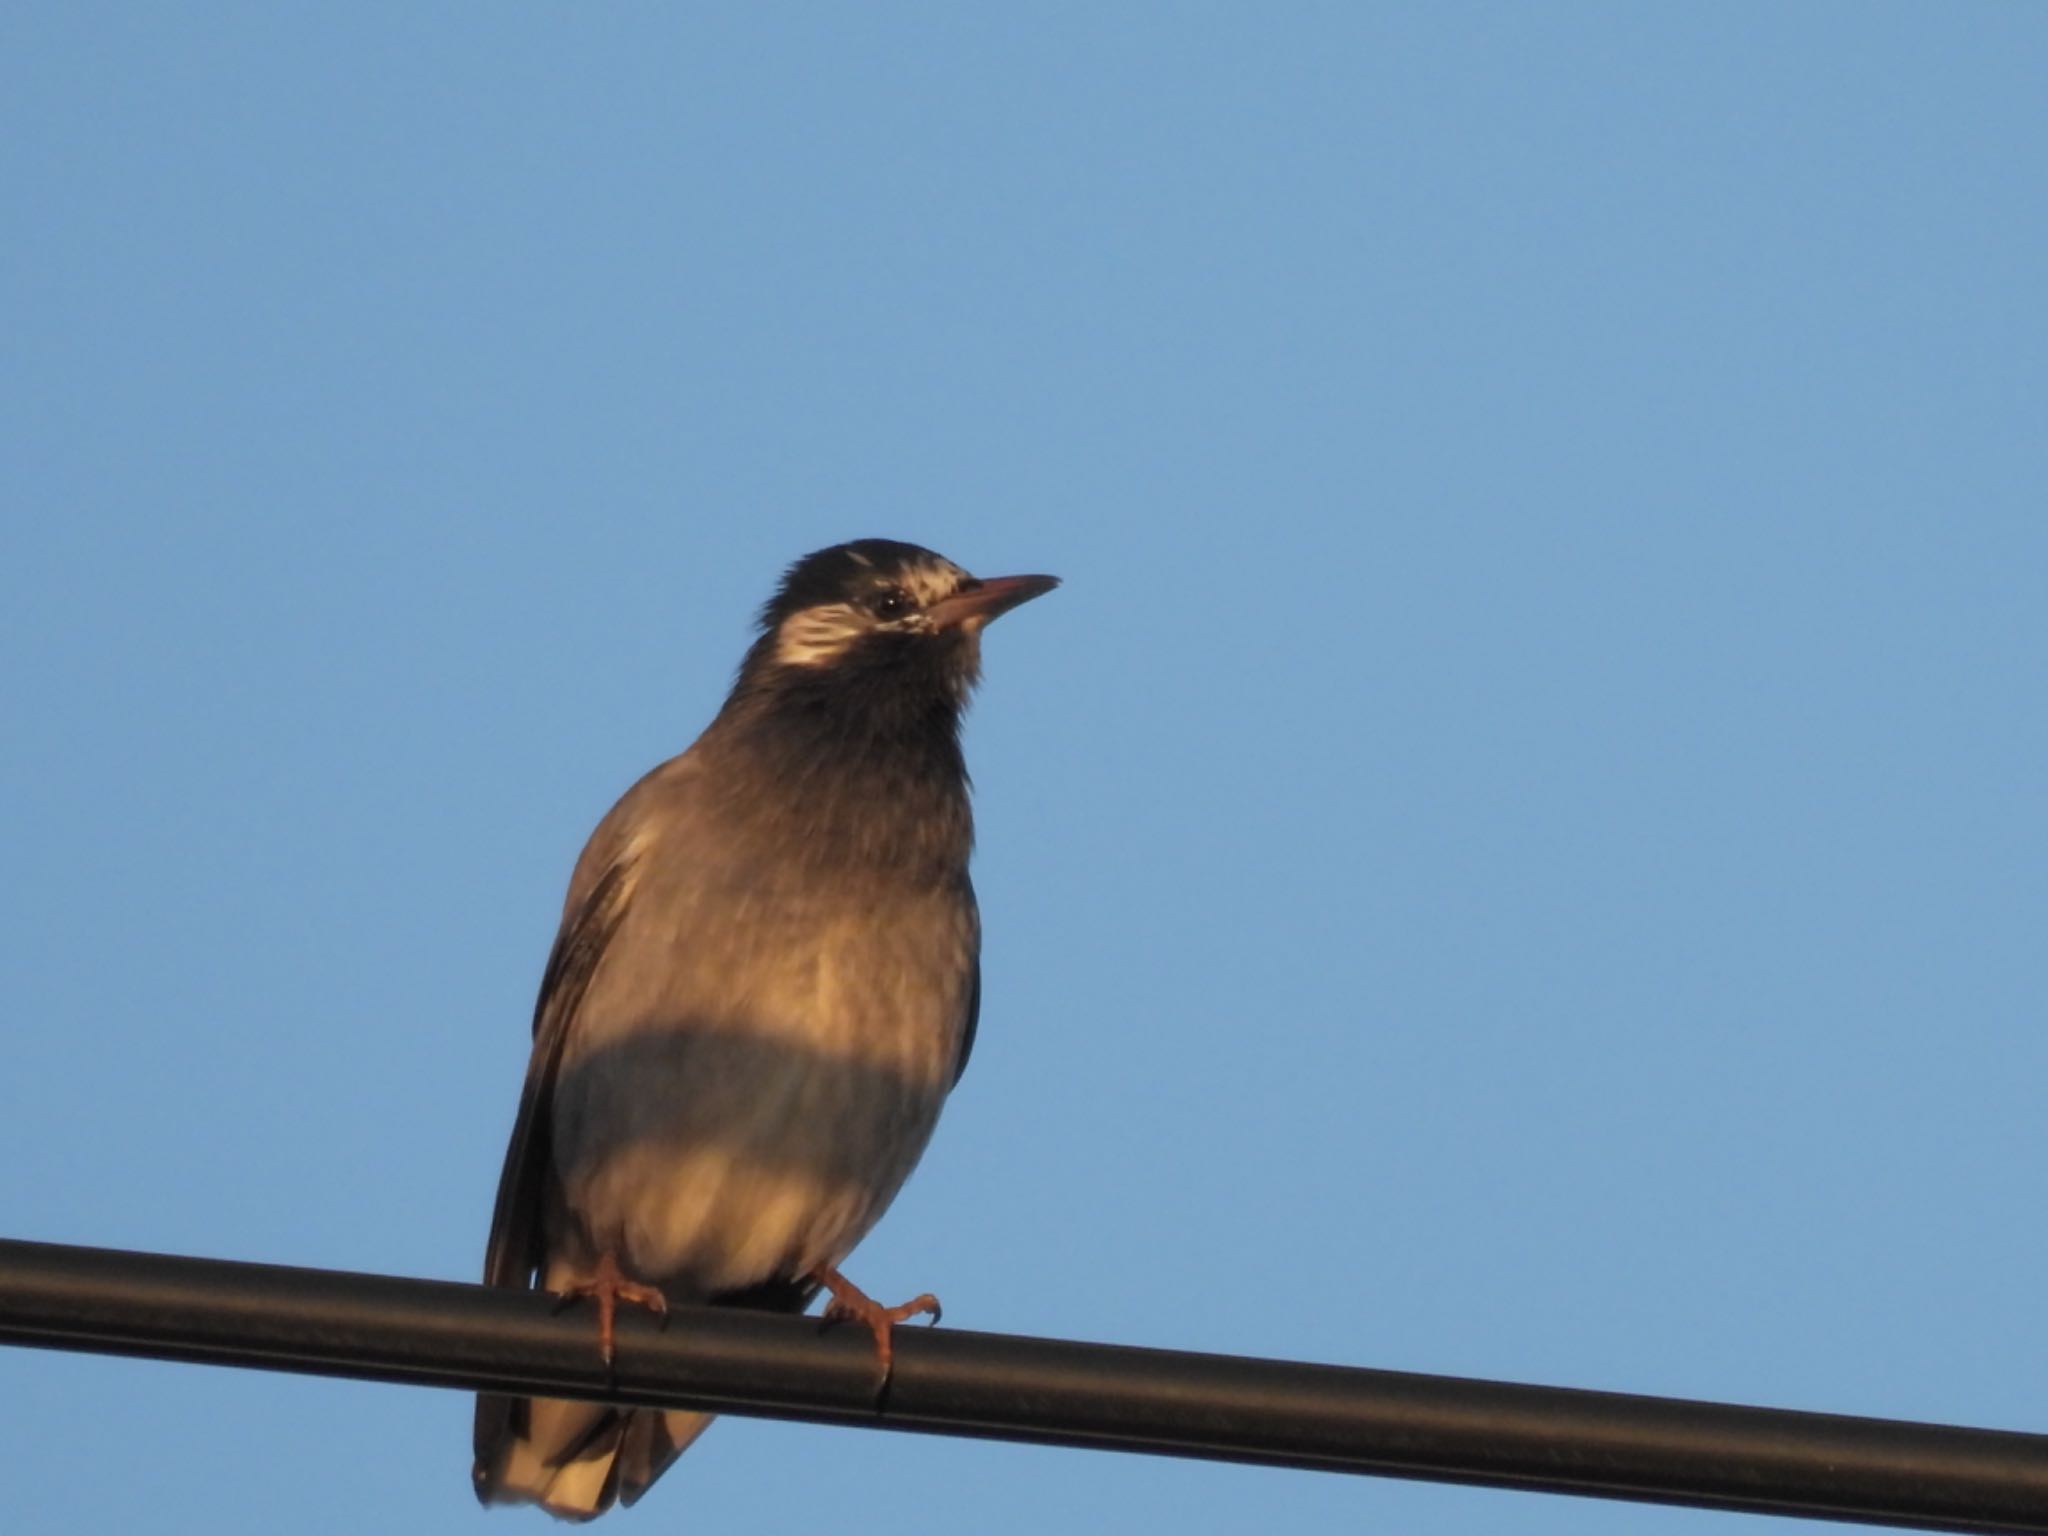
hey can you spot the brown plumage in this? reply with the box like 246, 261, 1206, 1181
473, 541, 1055, 1518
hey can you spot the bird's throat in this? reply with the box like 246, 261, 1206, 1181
708, 684, 975, 879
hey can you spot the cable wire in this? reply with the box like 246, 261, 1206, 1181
2, 1236, 2044, 1532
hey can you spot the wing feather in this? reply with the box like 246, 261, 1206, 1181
952, 956, 981, 1087
473, 854, 637, 1482
481, 856, 635, 1291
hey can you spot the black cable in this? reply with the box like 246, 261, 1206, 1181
2, 1236, 2044, 1532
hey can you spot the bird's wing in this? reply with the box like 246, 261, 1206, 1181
481, 854, 636, 1291
951, 881, 982, 1086
952, 956, 981, 1086
474, 837, 657, 1510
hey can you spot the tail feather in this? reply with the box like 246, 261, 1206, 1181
473, 1393, 714, 1521
618, 1409, 716, 1508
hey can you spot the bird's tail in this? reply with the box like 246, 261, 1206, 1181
473, 1392, 714, 1520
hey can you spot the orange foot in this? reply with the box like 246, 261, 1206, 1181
553, 1251, 667, 1365
811, 1264, 941, 1382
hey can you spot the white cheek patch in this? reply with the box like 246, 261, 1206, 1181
773, 603, 867, 667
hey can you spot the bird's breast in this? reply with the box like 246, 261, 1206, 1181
549, 865, 977, 1292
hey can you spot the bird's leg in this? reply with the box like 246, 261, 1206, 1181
552, 1251, 668, 1365
810, 1265, 942, 1381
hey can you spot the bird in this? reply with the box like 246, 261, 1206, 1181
472, 538, 1058, 1520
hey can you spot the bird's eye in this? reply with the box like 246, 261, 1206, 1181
870, 588, 914, 620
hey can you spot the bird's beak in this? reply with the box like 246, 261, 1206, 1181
928, 573, 1061, 632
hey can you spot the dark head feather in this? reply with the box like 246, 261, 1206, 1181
757, 539, 949, 633
705, 539, 1053, 874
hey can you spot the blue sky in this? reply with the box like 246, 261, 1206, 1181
3, 5, 2044, 1533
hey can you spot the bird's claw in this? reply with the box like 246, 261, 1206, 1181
551, 1251, 668, 1365
812, 1265, 942, 1383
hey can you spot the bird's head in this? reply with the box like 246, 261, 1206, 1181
736, 539, 1058, 714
